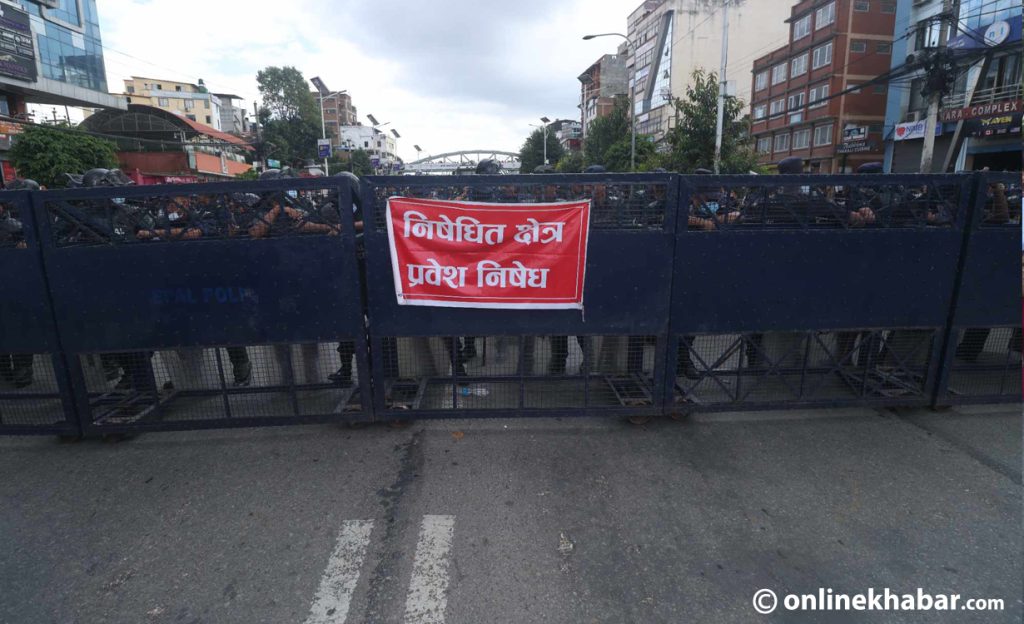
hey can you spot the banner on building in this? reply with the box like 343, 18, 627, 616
893, 119, 943, 141
386, 197, 590, 309
0, 4, 37, 82
966, 113, 1022, 138
940, 99, 1021, 123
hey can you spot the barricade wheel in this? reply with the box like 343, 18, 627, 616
627, 415, 651, 426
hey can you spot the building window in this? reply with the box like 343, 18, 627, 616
175, 85, 182, 92
791, 54, 808, 77
848, 83, 862, 94
125, 97, 132, 104
916, 19, 942, 50
771, 63, 788, 85
851, 41, 867, 53
143, 83, 151, 90
809, 84, 830, 107
769, 98, 786, 117
812, 42, 833, 69
793, 14, 811, 40
881, 2, 896, 13
186, 114, 196, 121
854, 0, 870, 11
755, 71, 768, 91
158, 97, 169, 106
793, 128, 811, 149
873, 84, 887, 94
774, 133, 790, 152
757, 137, 771, 154
184, 99, 194, 110
789, 112, 804, 124
815, 2, 835, 29
126, 85, 135, 94
876, 42, 892, 53
156, 84, 163, 90
814, 124, 833, 146
206, 116, 212, 124
204, 100, 210, 109
753, 104, 768, 120
788, 91, 806, 111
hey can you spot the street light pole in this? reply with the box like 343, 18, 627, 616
540, 116, 551, 165
714, 0, 730, 174
317, 90, 329, 175
583, 33, 636, 171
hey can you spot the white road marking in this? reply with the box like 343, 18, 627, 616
304, 519, 375, 624
403, 514, 456, 624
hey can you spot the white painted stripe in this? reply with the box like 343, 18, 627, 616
304, 519, 375, 624
403, 514, 456, 624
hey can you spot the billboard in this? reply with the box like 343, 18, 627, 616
0, 4, 37, 82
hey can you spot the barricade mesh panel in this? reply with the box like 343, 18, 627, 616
947, 327, 1022, 398
370, 180, 671, 232
46, 187, 346, 247
0, 353, 67, 427
79, 342, 363, 426
0, 199, 26, 249
379, 335, 657, 412
674, 330, 935, 407
684, 179, 964, 230
978, 176, 1021, 228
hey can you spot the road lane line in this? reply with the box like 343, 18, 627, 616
304, 519, 375, 624
404, 514, 456, 624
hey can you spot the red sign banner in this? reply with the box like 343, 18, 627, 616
386, 197, 591, 309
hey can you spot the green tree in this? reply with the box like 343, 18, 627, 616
659, 69, 760, 174
9, 125, 117, 188
256, 66, 323, 164
519, 127, 564, 173
583, 95, 630, 168
555, 151, 585, 173
235, 169, 259, 180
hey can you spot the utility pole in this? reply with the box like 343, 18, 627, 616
713, 0, 730, 174
920, 0, 958, 173
253, 101, 263, 170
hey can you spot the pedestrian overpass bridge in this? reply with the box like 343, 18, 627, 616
402, 150, 521, 175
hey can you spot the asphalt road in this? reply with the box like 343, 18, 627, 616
0, 404, 1020, 624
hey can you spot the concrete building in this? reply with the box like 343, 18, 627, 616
578, 53, 628, 139
336, 124, 398, 172
749, 0, 897, 173
80, 104, 252, 183
883, 0, 1022, 172
315, 91, 357, 142
213, 93, 248, 136
624, 0, 791, 142
122, 77, 222, 131
555, 119, 583, 152
0, 0, 124, 182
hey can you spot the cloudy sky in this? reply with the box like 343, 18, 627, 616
95, 0, 636, 161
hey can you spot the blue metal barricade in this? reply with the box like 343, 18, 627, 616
668, 173, 978, 414
360, 173, 679, 420
0, 190, 81, 435
935, 172, 1021, 405
31, 177, 372, 434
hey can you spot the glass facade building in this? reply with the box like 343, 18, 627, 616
22, 0, 108, 92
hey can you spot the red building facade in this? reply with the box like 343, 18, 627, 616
749, 0, 896, 173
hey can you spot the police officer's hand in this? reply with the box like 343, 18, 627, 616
136, 229, 154, 240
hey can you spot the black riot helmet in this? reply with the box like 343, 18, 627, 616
475, 159, 502, 175
5, 178, 40, 191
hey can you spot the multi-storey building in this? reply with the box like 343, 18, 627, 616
336, 125, 397, 172
555, 119, 583, 152
578, 53, 627, 139
319, 92, 357, 142
883, 0, 1021, 172
625, 0, 790, 142
213, 93, 249, 136
749, 0, 896, 173
0, 0, 124, 182
122, 77, 223, 130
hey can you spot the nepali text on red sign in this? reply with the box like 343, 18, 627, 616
386, 197, 591, 309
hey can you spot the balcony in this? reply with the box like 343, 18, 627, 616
944, 83, 1022, 109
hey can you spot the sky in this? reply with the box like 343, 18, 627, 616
94, 0, 638, 162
